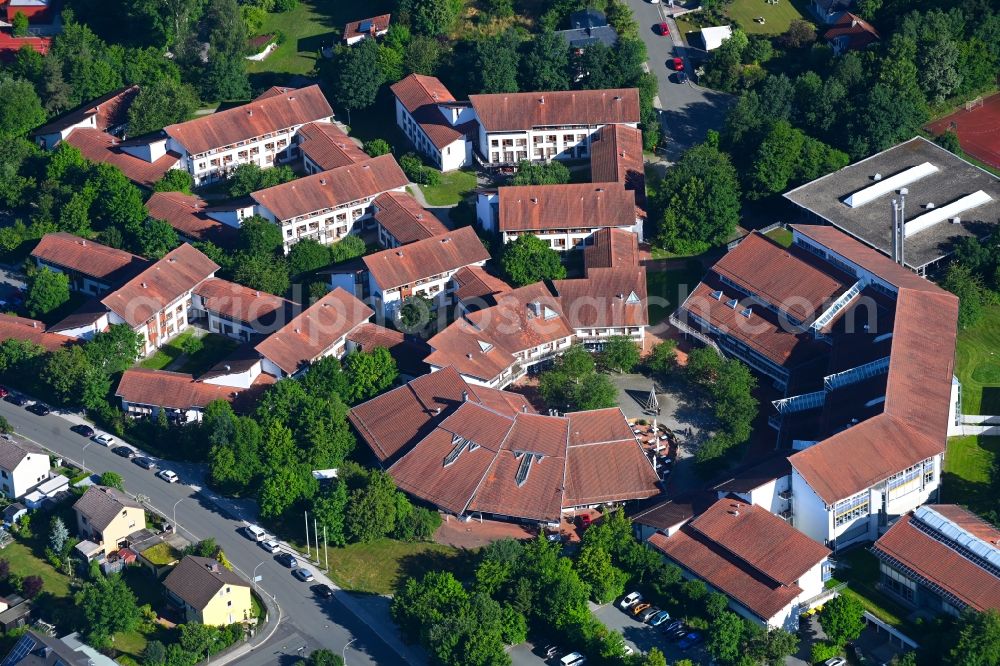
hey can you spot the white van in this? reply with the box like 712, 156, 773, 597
243, 524, 268, 542
560, 653, 587, 666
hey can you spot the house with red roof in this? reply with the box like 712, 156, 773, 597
824, 13, 880, 54
390, 74, 476, 172
343, 14, 390, 46
672, 224, 960, 551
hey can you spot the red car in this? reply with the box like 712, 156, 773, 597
577, 514, 593, 529
658, 22, 670, 36
670, 57, 684, 71
0, 387, 8, 399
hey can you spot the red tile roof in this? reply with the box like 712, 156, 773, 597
193, 278, 292, 331
0, 32, 50, 59
100, 244, 219, 327
116, 368, 273, 412
34, 85, 138, 137
349, 366, 532, 462
425, 282, 574, 383
584, 228, 639, 270
451, 265, 511, 305
649, 499, 829, 620
825, 13, 880, 51
389, 74, 471, 150
388, 402, 660, 520
553, 267, 648, 329
872, 509, 1000, 612
344, 13, 391, 41
373, 192, 449, 244
144, 192, 238, 245
296, 121, 368, 170
65, 129, 181, 188
364, 225, 489, 290
251, 155, 408, 221
590, 124, 646, 208
165, 85, 332, 156
31, 233, 148, 286
0, 314, 74, 352
254, 287, 372, 375
469, 88, 640, 133
498, 183, 638, 233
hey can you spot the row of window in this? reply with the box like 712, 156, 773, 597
489, 133, 588, 148
833, 491, 870, 527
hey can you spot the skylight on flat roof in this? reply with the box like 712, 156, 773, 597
843, 162, 939, 208
904, 190, 993, 237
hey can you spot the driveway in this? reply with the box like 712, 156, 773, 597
593, 602, 710, 663
623, 0, 735, 160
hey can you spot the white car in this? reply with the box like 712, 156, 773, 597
157, 470, 179, 483
260, 539, 281, 554
620, 591, 643, 609
243, 524, 268, 542
560, 653, 586, 666
93, 433, 115, 446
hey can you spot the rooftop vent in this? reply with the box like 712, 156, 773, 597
729, 509, 739, 516
441, 237, 451, 243
710, 290, 723, 300
319, 179, 326, 185
726, 298, 738, 309
614, 95, 622, 101
740, 307, 752, 318
539, 97, 545, 104
530, 198, 538, 204
141, 282, 147, 288
396, 251, 403, 256
247, 110, 253, 116
294, 327, 301, 334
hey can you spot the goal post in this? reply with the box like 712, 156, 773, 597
966, 96, 984, 112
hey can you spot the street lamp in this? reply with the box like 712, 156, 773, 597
172, 497, 185, 533
342, 638, 357, 665
81, 440, 92, 473
252, 561, 265, 591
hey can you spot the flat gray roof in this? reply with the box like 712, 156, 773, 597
784, 136, 1000, 269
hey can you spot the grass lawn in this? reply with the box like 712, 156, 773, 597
2, 541, 71, 597
954, 303, 1000, 414
324, 539, 462, 595
725, 0, 810, 35
646, 260, 706, 325
831, 548, 916, 633
418, 170, 478, 207
140, 329, 194, 370
764, 226, 793, 247
176, 334, 240, 375
942, 436, 1000, 513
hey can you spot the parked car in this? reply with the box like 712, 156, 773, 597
260, 539, 281, 554
4, 394, 27, 406
543, 645, 559, 659
577, 514, 592, 529
157, 469, 179, 483
311, 584, 334, 599
630, 602, 651, 617
242, 524, 268, 542
661, 620, 684, 634
71, 424, 95, 437
622, 646, 634, 656
93, 433, 115, 447
657, 22, 669, 36
560, 653, 586, 666
620, 592, 643, 609
292, 568, 314, 582
26, 403, 49, 416
0, 386, 8, 398
276, 552, 298, 568
678, 633, 703, 650
112, 446, 135, 458
133, 457, 157, 470
670, 57, 684, 70
649, 610, 672, 626
823, 659, 847, 666
640, 606, 661, 622
665, 627, 689, 641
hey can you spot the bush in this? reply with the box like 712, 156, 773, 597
273, 0, 297, 11
400, 153, 424, 181
363, 139, 391, 157
810, 641, 842, 664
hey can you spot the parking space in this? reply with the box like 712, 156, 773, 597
593, 601, 710, 663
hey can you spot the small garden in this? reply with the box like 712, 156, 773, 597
954, 302, 1000, 415
138, 330, 240, 375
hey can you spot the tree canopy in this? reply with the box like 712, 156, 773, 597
501, 234, 567, 287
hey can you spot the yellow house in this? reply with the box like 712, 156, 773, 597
72, 485, 146, 556
164, 556, 253, 626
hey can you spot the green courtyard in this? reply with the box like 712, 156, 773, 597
955, 303, 1000, 415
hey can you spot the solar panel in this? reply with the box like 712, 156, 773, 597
359, 19, 373, 32
0, 634, 35, 666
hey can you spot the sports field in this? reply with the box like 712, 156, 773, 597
926, 93, 1000, 171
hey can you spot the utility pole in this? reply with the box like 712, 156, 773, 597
324, 526, 329, 570
304, 511, 310, 558
314, 517, 319, 564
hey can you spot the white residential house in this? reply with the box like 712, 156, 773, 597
390, 74, 475, 172
0, 438, 52, 501
469, 88, 640, 166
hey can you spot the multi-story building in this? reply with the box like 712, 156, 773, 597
644, 498, 832, 631
144, 192, 239, 246
469, 88, 639, 166
33, 86, 138, 149
295, 121, 369, 173
476, 182, 644, 250
100, 244, 220, 356
163, 85, 334, 186
390, 74, 475, 172
250, 154, 409, 253
191, 277, 294, 342
0, 437, 51, 500
31, 233, 148, 296
589, 124, 646, 210
72, 485, 146, 556
330, 226, 490, 321
164, 556, 253, 626
673, 224, 960, 551
371, 191, 449, 248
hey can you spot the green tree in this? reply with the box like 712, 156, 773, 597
288, 239, 332, 278
599, 336, 640, 373
232, 252, 290, 295
511, 161, 570, 186
153, 169, 195, 194
343, 347, 398, 404
749, 120, 805, 199
305, 649, 344, 666
137, 219, 181, 259
707, 611, 745, 664
426, 592, 511, 666
143, 641, 167, 666
575, 543, 627, 603
0, 416, 10, 434
346, 469, 400, 542
398, 294, 434, 334
942, 262, 985, 329
329, 234, 367, 264
405, 0, 457, 36
99, 471, 125, 490
819, 594, 865, 646
334, 39, 383, 122
26, 267, 70, 318
228, 165, 295, 198
477, 30, 520, 94
501, 234, 566, 286
934, 130, 963, 156
572, 372, 617, 410
392, 570, 468, 642
238, 215, 284, 256
648, 340, 677, 376
85, 324, 143, 375
403, 35, 443, 75
363, 138, 391, 157
0, 75, 46, 141
949, 610, 1000, 666
639, 648, 668, 666
652, 143, 741, 254
200, 0, 251, 100
77, 574, 141, 645
11, 12, 29, 37
49, 516, 70, 554
258, 420, 317, 518
128, 78, 200, 136
521, 31, 570, 91
313, 480, 348, 547
917, 35, 961, 105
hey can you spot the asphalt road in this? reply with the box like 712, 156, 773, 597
0, 399, 407, 666
624, 0, 735, 160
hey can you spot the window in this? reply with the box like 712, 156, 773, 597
923, 458, 935, 485
881, 565, 916, 602
886, 463, 923, 498
227, 600, 233, 607
834, 492, 869, 527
